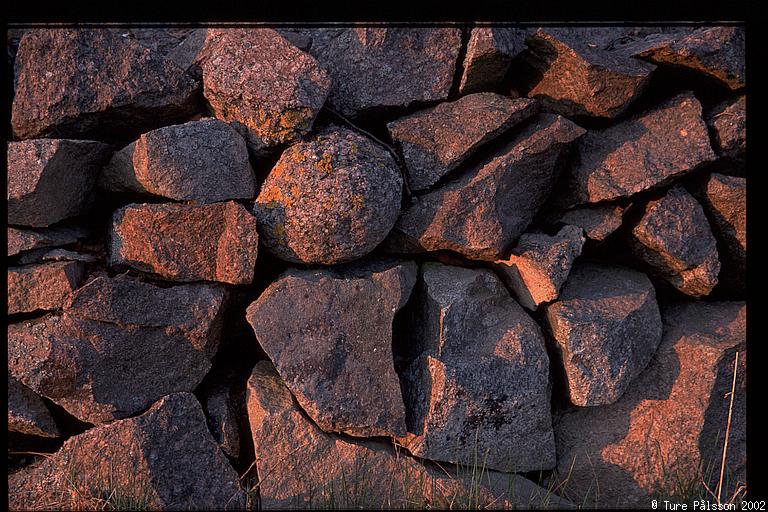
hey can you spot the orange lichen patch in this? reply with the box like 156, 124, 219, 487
317, 152, 334, 175
350, 193, 365, 209
272, 223, 286, 239
258, 186, 294, 209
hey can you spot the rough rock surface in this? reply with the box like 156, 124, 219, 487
201, 381, 243, 461
99, 118, 255, 203
247, 361, 571, 510
560, 92, 716, 205
16, 248, 98, 266
634, 27, 745, 90
550, 204, 628, 241
246, 260, 416, 437
110, 201, 259, 284
524, 28, 657, 119
8, 225, 90, 257
11, 29, 200, 141
544, 263, 663, 406
8, 261, 85, 315
400, 263, 555, 472
630, 185, 721, 297
8, 139, 112, 227
254, 127, 402, 265
300, 28, 462, 117
555, 301, 746, 508
8, 275, 226, 424
197, 29, 330, 147
387, 94, 539, 191
8, 375, 60, 438
706, 95, 746, 160
698, 173, 746, 292
494, 225, 586, 310
459, 28, 528, 94
8, 393, 245, 510
394, 114, 585, 260
126, 28, 195, 56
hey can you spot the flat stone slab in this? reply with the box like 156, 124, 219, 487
8, 261, 85, 315
8, 226, 90, 257
110, 201, 259, 284
8, 274, 227, 424
399, 263, 556, 472
387, 94, 539, 191
8, 375, 60, 438
559, 92, 716, 205
630, 185, 720, 297
8, 393, 244, 510
460, 28, 528, 94
543, 263, 663, 406
394, 114, 585, 261
246, 260, 416, 438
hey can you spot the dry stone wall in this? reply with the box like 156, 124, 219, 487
7, 26, 746, 509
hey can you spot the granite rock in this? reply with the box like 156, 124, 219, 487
8, 261, 85, 315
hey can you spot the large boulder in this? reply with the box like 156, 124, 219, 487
543, 263, 663, 407
254, 127, 402, 265
630, 185, 721, 297
697, 173, 746, 293
387, 94, 539, 191
8, 393, 244, 510
554, 301, 746, 508
296, 28, 461, 117
8, 139, 112, 227
197, 29, 330, 148
494, 225, 585, 310
558, 92, 716, 206
109, 201, 259, 284
246, 260, 416, 437
8, 375, 60, 438
11, 29, 200, 141
634, 27, 745, 90
247, 361, 572, 510
8, 261, 85, 315
393, 114, 585, 260
524, 28, 657, 119
99, 118, 255, 203
399, 263, 555, 472
7, 274, 227, 424
459, 28, 528, 94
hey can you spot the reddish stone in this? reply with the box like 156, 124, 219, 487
707, 95, 746, 160
8, 261, 85, 315
8, 225, 90, 257
110, 201, 259, 285
8, 375, 60, 438
459, 28, 528, 94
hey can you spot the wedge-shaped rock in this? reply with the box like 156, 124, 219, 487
301, 28, 461, 117
394, 114, 585, 261
634, 27, 745, 90
525, 28, 657, 119
460, 28, 528, 94
560, 92, 716, 205
247, 361, 572, 510
254, 127, 402, 265
555, 301, 746, 508
630, 185, 720, 297
201, 380, 243, 461
8, 393, 244, 510
8, 375, 60, 438
8, 140, 112, 227
247, 260, 416, 437
110, 201, 259, 284
8, 261, 85, 315
494, 225, 585, 310
707, 95, 746, 160
7, 275, 226, 424
550, 204, 628, 242
387, 94, 539, 191
11, 29, 200, 141
197, 29, 330, 148
100, 119, 255, 203
400, 263, 555, 472
8, 226, 90, 257
16, 248, 98, 266
698, 173, 746, 292
544, 263, 662, 406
